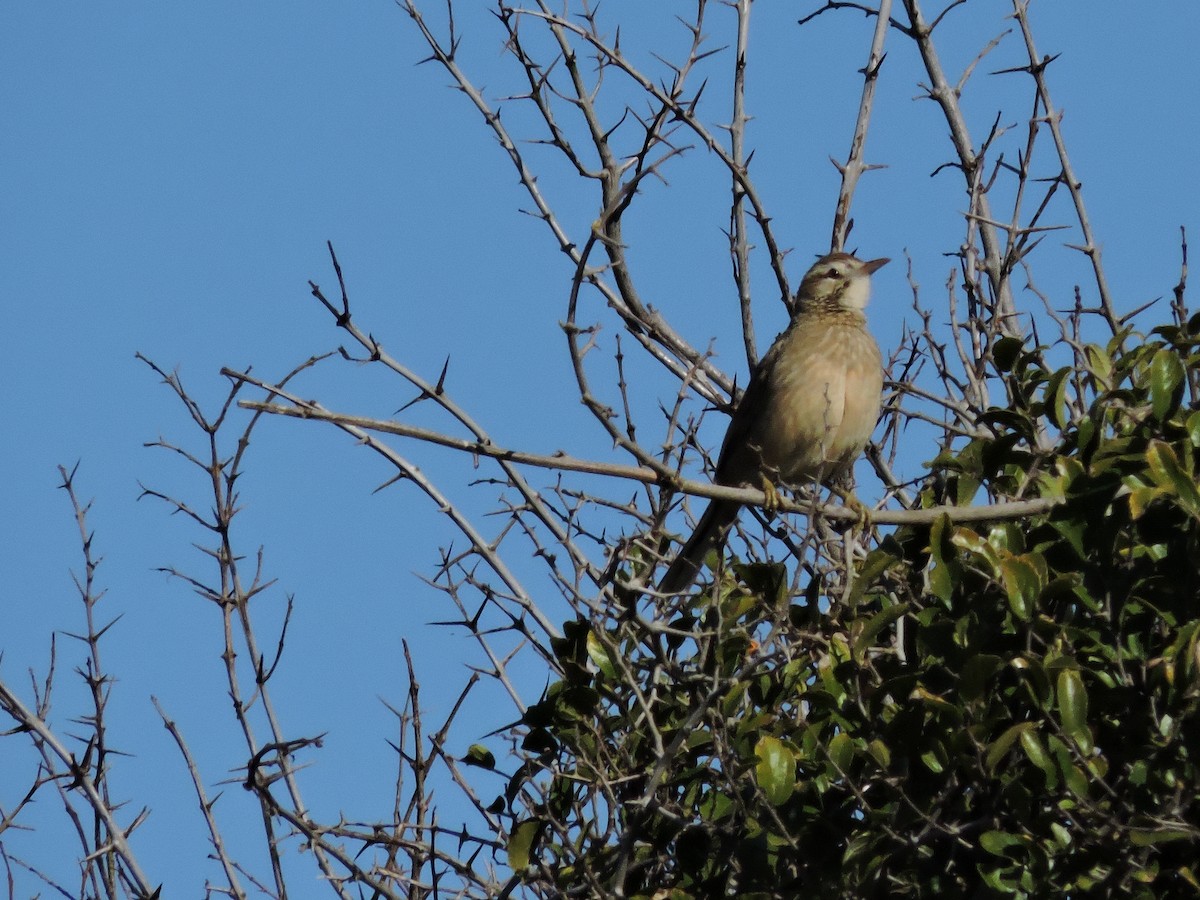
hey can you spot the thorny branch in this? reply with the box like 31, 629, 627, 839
0, 467, 157, 899
235, 392, 1063, 527
1, 2, 1147, 896
829, 0, 893, 255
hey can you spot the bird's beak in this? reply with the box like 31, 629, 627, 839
861, 257, 890, 275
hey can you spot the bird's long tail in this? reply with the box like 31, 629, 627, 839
656, 498, 742, 595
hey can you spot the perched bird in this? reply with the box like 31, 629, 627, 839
657, 252, 887, 594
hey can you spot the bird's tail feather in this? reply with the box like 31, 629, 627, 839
656, 498, 741, 595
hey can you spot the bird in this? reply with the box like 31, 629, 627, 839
656, 252, 887, 595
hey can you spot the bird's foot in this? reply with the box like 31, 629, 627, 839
758, 475, 782, 517
833, 486, 873, 530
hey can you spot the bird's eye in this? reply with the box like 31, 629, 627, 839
826, 268, 840, 279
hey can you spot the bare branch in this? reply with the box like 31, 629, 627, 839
237, 391, 1062, 527
830, 0, 892, 254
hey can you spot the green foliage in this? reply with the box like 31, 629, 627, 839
480, 317, 1200, 897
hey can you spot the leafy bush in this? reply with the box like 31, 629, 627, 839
494, 319, 1200, 897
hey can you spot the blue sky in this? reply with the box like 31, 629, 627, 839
3, 1, 1199, 892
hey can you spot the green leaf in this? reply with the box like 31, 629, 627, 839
1047, 735, 1090, 798
981, 865, 1020, 893
920, 749, 944, 774
1044, 366, 1072, 428
1062, 761, 1090, 798
993, 336, 1025, 372
1085, 343, 1113, 390
1127, 483, 1159, 520
699, 789, 734, 822
1076, 414, 1096, 454
928, 514, 957, 604
956, 470, 982, 506
1146, 440, 1200, 517
1050, 822, 1072, 848
980, 830, 1025, 857
733, 561, 789, 608
852, 602, 908, 656
842, 832, 874, 865
1011, 655, 1052, 704
867, 739, 891, 770
1057, 669, 1092, 753
585, 630, 617, 679
463, 744, 496, 769
560, 685, 600, 718
1000, 555, 1042, 620
1170, 620, 1200, 687
1150, 348, 1185, 421
507, 819, 541, 872
918, 735, 949, 773
951, 525, 999, 569
1187, 410, 1200, 447
754, 735, 795, 806
910, 686, 963, 721
977, 407, 1037, 442
828, 731, 854, 773
846, 548, 900, 606
986, 722, 1035, 772
960, 654, 1002, 703
1019, 729, 1056, 786
1129, 827, 1196, 846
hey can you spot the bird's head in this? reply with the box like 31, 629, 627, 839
797, 253, 889, 312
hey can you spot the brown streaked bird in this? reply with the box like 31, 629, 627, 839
657, 252, 887, 595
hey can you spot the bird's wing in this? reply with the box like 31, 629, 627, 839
657, 338, 784, 594
713, 332, 785, 486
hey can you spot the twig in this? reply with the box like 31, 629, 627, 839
1009, 0, 1116, 333
152, 698, 247, 900
830, 0, 892, 253
237, 392, 1065, 526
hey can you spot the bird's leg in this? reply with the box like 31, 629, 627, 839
758, 472, 782, 517
830, 482, 873, 530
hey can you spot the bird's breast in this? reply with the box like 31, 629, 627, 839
758, 318, 883, 482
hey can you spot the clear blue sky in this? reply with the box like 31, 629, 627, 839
3, 1, 1198, 892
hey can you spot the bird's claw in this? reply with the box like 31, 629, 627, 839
759, 475, 782, 516
836, 487, 872, 529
